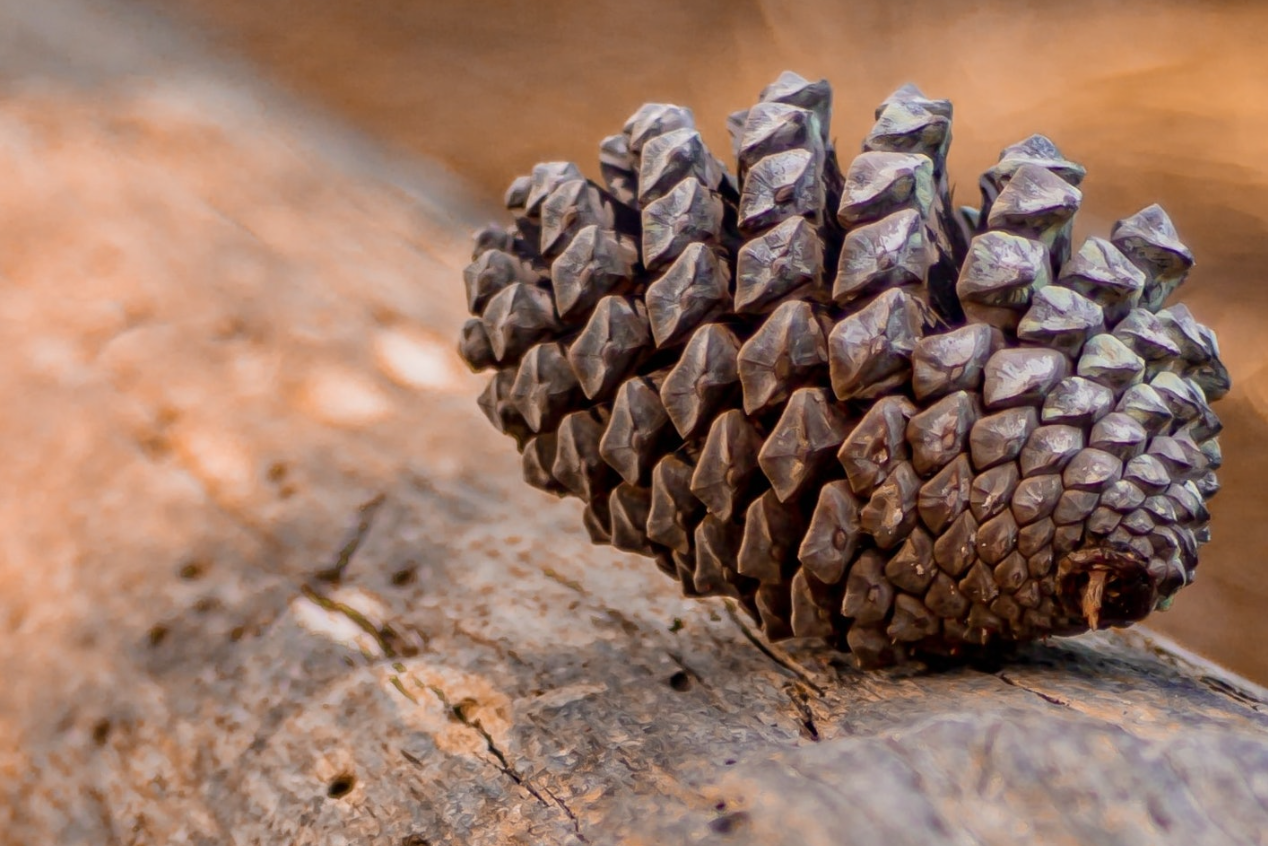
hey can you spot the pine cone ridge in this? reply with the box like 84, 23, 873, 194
457, 70, 1228, 668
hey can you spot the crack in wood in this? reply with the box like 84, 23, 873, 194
298, 583, 410, 659
539, 783, 589, 844
783, 682, 821, 742
996, 672, 1072, 708
540, 566, 586, 595
315, 492, 387, 583
426, 682, 587, 842
723, 600, 825, 695
1198, 675, 1267, 711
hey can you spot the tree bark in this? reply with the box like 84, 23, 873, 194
2, 2, 1267, 845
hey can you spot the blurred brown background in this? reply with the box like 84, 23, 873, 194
141, 0, 1268, 681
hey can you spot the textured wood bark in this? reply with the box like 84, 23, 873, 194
2, 2, 1268, 845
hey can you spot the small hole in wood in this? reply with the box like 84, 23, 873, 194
178, 560, 206, 581
327, 773, 356, 799
668, 671, 691, 692
709, 812, 750, 834
193, 596, 219, 614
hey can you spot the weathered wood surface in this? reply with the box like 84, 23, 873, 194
2, 2, 1268, 844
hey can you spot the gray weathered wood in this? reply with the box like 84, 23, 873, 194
2, 2, 1268, 845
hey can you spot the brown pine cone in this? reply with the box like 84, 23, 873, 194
458, 71, 1229, 668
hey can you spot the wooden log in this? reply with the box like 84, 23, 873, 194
2, 3, 1268, 845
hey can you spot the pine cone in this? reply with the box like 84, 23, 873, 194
457, 72, 1229, 668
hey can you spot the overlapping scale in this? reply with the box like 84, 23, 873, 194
459, 72, 1225, 670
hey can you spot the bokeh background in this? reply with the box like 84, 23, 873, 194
27, 0, 1268, 680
